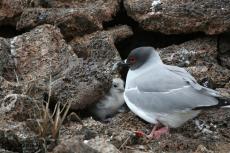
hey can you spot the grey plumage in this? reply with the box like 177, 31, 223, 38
123, 47, 230, 128
90, 78, 125, 121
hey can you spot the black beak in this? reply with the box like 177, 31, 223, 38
117, 60, 130, 67
112, 60, 130, 71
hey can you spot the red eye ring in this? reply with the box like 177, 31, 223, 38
129, 57, 136, 63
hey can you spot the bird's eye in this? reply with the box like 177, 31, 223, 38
113, 84, 118, 88
129, 57, 136, 63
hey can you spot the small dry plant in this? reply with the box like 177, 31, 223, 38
37, 75, 72, 148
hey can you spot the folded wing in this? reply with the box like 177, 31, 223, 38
125, 85, 219, 114
125, 64, 220, 114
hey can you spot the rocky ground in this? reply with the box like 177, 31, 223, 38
0, 0, 230, 153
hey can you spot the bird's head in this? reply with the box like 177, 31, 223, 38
114, 47, 160, 71
111, 78, 124, 93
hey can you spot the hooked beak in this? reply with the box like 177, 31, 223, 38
112, 59, 130, 71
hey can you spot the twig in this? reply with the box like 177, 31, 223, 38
119, 134, 131, 150
60, 101, 72, 125
14, 69, 20, 85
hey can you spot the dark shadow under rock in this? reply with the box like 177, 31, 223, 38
218, 33, 230, 54
218, 33, 230, 69
115, 30, 206, 60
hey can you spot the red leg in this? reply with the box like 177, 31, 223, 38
134, 123, 169, 139
153, 126, 169, 139
146, 123, 160, 138
147, 123, 169, 139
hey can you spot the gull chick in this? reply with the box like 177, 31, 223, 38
90, 78, 125, 121
118, 47, 230, 139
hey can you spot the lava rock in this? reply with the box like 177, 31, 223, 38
0, 121, 43, 153
0, 0, 25, 26
0, 148, 17, 153
48, 0, 120, 25
8, 24, 74, 81
186, 61, 230, 88
216, 88, 230, 97
70, 25, 133, 61
0, 76, 22, 101
53, 137, 99, 153
158, 37, 217, 67
194, 145, 213, 153
0, 0, 48, 26
3, 24, 131, 110
0, 78, 44, 153
0, 93, 42, 122
5, 24, 76, 103
54, 25, 133, 110
0, 38, 11, 76
17, 8, 102, 41
16, 0, 120, 40
85, 137, 120, 153
124, 0, 230, 35
219, 54, 230, 69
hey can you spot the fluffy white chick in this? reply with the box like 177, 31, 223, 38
90, 78, 125, 121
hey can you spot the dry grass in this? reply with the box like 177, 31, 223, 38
37, 75, 72, 146
0, 60, 73, 151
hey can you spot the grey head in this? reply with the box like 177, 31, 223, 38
125, 47, 161, 70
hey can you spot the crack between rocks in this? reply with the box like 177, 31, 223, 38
0, 25, 27, 39
102, 1, 207, 60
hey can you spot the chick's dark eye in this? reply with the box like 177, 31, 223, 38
129, 57, 136, 63
113, 84, 118, 88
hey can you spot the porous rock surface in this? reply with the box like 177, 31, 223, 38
124, 0, 230, 34
0, 24, 133, 110
0, 0, 25, 26
52, 137, 99, 153
0, 82, 43, 153
0, 23, 132, 152
53, 25, 132, 110
16, 0, 120, 40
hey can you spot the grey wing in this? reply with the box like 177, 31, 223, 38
164, 65, 198, 86
124, 86, 218, 114
164, 65, 221, 97
126, 64, 220, 113
135, 64, 221, 97
133, 65, 189, 92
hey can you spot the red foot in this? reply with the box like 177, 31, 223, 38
153, 127, 169, 139
148, 127, 169, 139
134, 124, 169, 139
